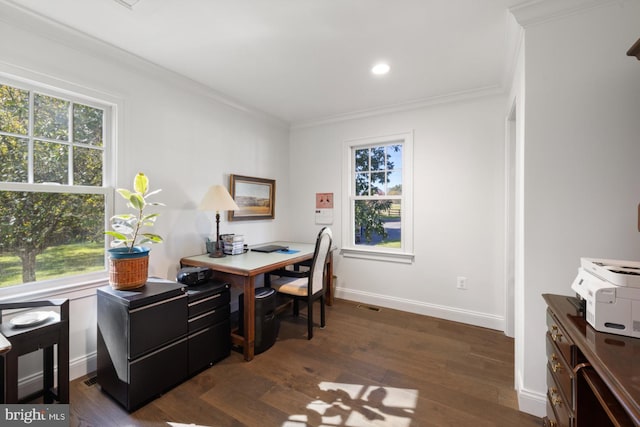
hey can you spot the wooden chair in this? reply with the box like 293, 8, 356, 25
0, 299, 69, 403
267, 227, 332, 339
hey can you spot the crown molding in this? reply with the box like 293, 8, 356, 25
0, 0, 288, 129
112, 0, 140, 9
501, 13, 524, 99
291, 85, 505, 130
627, 37, 640, 60
508, 0, 624, 27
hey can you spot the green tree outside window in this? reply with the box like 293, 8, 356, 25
0, 83, 107, 287
353, 144, 402, 246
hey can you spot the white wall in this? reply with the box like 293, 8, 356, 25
289, 94, 507, 329
514, 0, 640, 416
4, 0, 638, 416
0, 3, 291, 392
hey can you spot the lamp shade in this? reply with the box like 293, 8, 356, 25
199, 185, 239, 212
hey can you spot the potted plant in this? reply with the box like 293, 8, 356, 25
105, 172, 164, 290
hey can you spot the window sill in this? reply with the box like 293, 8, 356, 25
340, 247, 414, 264
0, 272, 109, 303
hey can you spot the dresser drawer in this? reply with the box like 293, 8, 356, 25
546, 309, 575, 365
547, 367, 574, 427
546, 333, 574, 406
546, 394, 572, 427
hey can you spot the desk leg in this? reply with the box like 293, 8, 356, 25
242, 276, 256, 361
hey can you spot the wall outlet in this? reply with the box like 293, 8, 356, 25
456, 276, 467, 290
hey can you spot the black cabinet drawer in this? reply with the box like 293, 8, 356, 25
189, 304, 230, 333
188, 290, 230, 318
129, 293, 188, 359
129, 336, 188, 410
188, 319, 231, 375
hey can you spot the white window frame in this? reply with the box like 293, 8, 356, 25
341, 131, 414, 264
0, 73, 115, 298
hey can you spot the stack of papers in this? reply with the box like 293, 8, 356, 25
222, 234, 245, 255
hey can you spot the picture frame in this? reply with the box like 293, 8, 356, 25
228, 174, 276, 221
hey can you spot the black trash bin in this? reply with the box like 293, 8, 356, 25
238, 287, 279, 354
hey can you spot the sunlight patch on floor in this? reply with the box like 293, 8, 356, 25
282, 381, 418, 427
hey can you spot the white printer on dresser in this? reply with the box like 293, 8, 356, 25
571, 257, 640, 338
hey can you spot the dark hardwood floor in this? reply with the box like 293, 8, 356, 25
69, 299, 541, 426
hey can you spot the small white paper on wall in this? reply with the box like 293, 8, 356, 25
315, 208, 333, 224
315, 193, 334, 224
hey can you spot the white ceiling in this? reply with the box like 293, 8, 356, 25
5, 0, 520, 125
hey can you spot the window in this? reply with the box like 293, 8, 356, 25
0, 78, 113, 290
342, 132, 414, 263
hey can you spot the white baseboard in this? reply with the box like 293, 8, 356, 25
514, 368, 547, 417
70, 351, 97, 380
517, 386, 547, 417
335, 287, 505, 331
19, 351, 96, 398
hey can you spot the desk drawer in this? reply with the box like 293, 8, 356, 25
546, 309, 575, 365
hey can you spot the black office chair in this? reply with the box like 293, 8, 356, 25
267, 227, 332, 339
0, 299, 69, 403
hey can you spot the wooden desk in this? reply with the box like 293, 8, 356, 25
181, 242, 330, 361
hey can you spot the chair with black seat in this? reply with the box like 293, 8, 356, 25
267, 227, 332, 339
0, 299, 69, 403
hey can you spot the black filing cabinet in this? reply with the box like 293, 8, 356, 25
97, 279, 189, 411
186, 280, 231, 375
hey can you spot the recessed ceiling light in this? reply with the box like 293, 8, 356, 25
371, 63, 390, 76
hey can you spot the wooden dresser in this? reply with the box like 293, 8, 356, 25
543, 294, 640, 426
